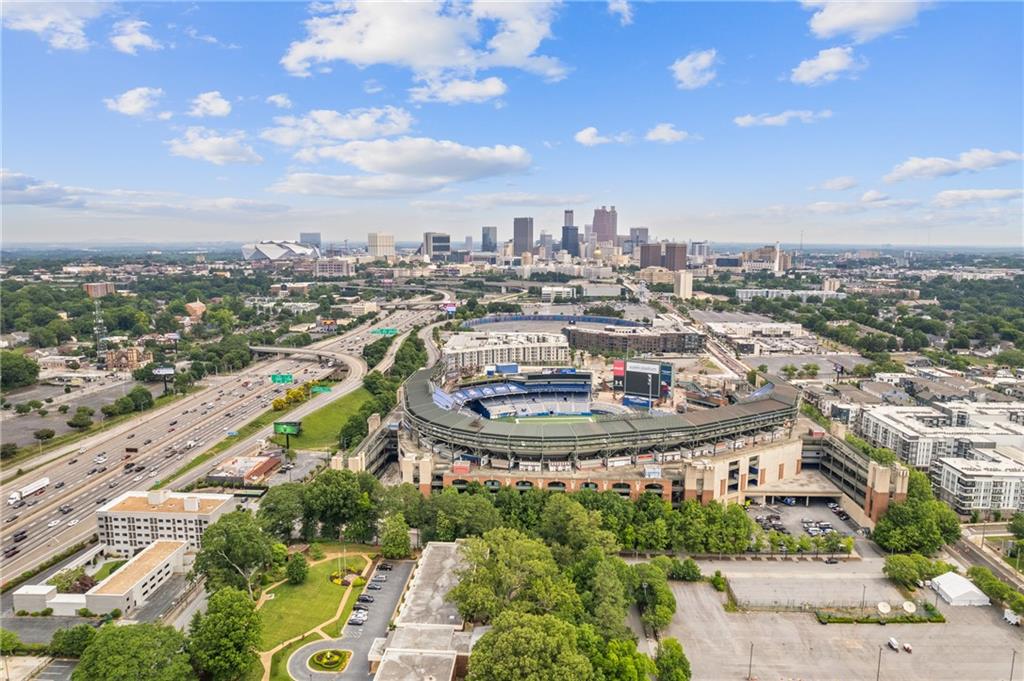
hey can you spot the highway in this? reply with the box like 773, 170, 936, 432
0, 306, 438, 580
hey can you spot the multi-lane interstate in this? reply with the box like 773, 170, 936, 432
0, 306, 439, 581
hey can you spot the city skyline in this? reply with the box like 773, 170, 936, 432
2, 1, 1022, 246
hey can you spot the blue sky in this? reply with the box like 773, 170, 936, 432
2, 1, 1022, 246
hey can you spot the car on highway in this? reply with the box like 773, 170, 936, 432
54, 481, 65, 489
68, 519, 80, 527
126, 434, 135, 439
133, 474, 144, 482
87, 468, 98, 475
143, 439, 152, 445
108, 480, 119, 488
3, 547, 19, 558
148, 471, 158, 478
5, 514, 18, 524
68, 458, 78, 465
59, 504, 73, 514
95, 497, 107, 505
47, 519, 61, 528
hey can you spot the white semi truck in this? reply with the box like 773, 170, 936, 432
7, 477, 50, 505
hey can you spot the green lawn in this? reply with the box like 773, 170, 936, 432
258, 555, 367, 650
92, 560, 126, 582
243, 631, 327, 681
268, 387, 372, 452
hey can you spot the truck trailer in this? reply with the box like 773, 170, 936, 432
8, 477, 50, 505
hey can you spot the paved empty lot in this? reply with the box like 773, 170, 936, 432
669, 581, 1023, 681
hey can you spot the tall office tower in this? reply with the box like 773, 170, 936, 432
689, 240, 711, 265
629, 227, 649, 246
561, 225, 580, 258
481, 226, 497, 252
663, 243, 687, 271
592, 205, 618, 242
422, 232, 451, 261
367, 232, 395, 258
513, 217, 534, 256
464, 236, 473, 251
564, 209, 574, 227
539, 231, 554, 254
299, 232, 322, 249
639, 243, 663, 268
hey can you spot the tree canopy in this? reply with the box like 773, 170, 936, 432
73, 624, 193, 681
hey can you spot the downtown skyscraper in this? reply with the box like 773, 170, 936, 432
513, 217, 534, 256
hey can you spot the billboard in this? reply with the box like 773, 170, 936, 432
624, 360, 673, 400
442, 303, 458, 314
273, 421, 302, 435
153, 367, 175, 376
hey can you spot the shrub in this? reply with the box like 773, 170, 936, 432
15, 610, 29, 617
110, 608, 122, 619
40, 607, 53, 616
710, 570, 728, 592
76, 607, 95, 618
309, 542, 325, 560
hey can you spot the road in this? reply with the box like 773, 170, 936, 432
0, 307, 438, 580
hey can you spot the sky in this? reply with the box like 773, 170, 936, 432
2, 1, 1022, 247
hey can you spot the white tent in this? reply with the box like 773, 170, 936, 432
932, 572, 990, 607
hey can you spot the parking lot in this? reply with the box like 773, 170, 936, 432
749, 498, 859, 540
667, 579, 1023, 681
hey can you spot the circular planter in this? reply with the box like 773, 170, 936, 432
310, 649, 350, 672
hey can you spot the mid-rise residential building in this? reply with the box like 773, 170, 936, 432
736, 289, 848, 303
513, 217, 534, 256
663, 243, 687, 271
674, 270, 694, 299
314, 257, 354, 278
368, 232, 396, 258
83, 282, 117, 299
931, 446, 1024, 515
856, 402, 1024, 469
97, 490, 236, 555
442, 332, 570, 371
637, 267, 675, 285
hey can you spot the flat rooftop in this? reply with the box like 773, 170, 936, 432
395, 542, 465, 628
100, 491, 233, 515
754, 469, 844, 496
374, 651, 456, 681
91, 540, 185, 595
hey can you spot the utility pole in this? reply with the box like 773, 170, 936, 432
1010, 649, 1017, 681
747, 642, 754, 681
876, 645, 882, 681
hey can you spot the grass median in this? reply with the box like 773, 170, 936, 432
268, 387, 372, 452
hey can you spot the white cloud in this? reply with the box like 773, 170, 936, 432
188, 91, 232, 117
807, 201, 865, 215
271, 136, 531, 197
802, 1, 927, 43
363, 79, 384, 94
933, 189, 1023, 208
166, 127, 262, 165
644, 123, 692, 144
266, 94, 293, 110
860, 189, 889, 203
885, 148, 1024, 182
261, 106, 414, 149
608, 0, 633, 26
2, 3, 107, 50
280, 1, 566, 91
185, 26, 239, 49
1, 169, 287, 216
791, 46, 865, 85
103, 87, 165, 117
734, 109, 833, 127
574, 126, 630, 146
670, 48, 718, 90
409, 77, 508, 104
109, 19, 162, 55
819, 176, 857, 190
157, 111, 173, 121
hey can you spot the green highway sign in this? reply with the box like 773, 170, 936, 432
270, 374, 293, 384
273, 421, 301, 435
311, 385, 332, 394
371, 328, 398, 336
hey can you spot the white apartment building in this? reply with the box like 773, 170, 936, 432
314, 257, 354, 278
97, 490, 235, 555
541, 286, 575, 303
368, 232, 396, 258
856, 402, 1024, 469
674, 270, 694, 299
736, 288, 848, 303
442, 332, 570, 372
931, 447, 1024, 515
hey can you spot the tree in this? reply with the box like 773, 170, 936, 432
73, 624, 192, 681
188, 587, 261, 681
67, 407, 93, 430
632, 562, 676, 632
49, 624, 97, 657
0, 350, 40, 389
33, 429, 56, 448
0, 629, 20, 655
256, 483, 305, 541
285, 553, 308, 585
1009, 513, 1024, 541
447, 527, 583, 624
0, 443, 18, 460
655, 638, 692, 681
380, 512, 412, 559
194, 511, 273, 600
467, 611, 593, 681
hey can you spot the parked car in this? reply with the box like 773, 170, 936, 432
366, 583, 382, 590
357, 595, 375, 603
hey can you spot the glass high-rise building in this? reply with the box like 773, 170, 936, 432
561, 225, 580, 258
481, 226, 497, 252
513, 217, 534, 256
